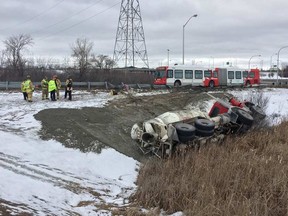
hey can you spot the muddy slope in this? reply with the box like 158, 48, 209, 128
34, 90, 215, 161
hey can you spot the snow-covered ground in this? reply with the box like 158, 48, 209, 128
0, 88, 287, 215
0, 90, 139, 216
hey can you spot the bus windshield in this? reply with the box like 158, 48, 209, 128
154, 69, 167, 78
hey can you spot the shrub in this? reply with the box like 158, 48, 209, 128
131, 121, 288, 215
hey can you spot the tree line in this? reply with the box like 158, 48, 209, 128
0, 34, 154, 83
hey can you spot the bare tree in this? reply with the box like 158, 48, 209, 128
92, 54, 116, 69
62, 56, 72, 69
71, 38, 93, 78
0, 50, 8, 68
36, 57, 57, 69
3, 34, 33, 76
94, 54, 107, 69
104, 57, 116, 69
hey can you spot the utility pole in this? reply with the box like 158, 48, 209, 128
113, 0, 149, 68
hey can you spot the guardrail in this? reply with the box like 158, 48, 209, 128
261, 79, 288, 86
2, 80, 287, 91
0, 81, 164, 90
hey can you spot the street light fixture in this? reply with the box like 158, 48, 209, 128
248, 54, 261, 70
277, 45, 288, 85
182, 14, 198, 65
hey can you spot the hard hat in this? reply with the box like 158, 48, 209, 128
27, 75, 31, 78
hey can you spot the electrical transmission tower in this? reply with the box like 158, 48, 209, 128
113, 0, 149, 68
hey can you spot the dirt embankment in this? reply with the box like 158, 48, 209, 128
34, 90, 215, 161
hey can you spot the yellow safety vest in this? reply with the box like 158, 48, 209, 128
48, 80, 57, 92
24, 79, 33, 93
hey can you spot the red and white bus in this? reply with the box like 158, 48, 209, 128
154, 65, 261, 88
205, 67, 261, 88
153, 65, 213, 87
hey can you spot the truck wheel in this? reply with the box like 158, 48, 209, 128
194, 119, 215, 131
196, 128, 214, 137
244, 101, 255, 109
236, 109, 254, 125
178, 134, 195, 143
175, 123, 196, 136
251, 105, 266, 119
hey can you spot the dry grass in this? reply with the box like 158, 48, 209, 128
131, 121, 288, 215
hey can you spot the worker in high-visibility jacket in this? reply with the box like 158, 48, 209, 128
41, 76, 49, 100
48, 76, 57, 101
21, 79, 28, 101
24, 75, 34, 102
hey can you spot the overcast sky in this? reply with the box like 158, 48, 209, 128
0, 0, 288, 69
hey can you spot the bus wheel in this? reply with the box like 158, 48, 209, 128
174, 81, 181, 87
209, 81, 215, 88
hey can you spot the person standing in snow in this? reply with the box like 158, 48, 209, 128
24, 75, 34, 102
21, 79, 28, 101
41, 76, 49, 100
48, 76, 57, 101
64, 76, 73, 101
55, 75, 61, 100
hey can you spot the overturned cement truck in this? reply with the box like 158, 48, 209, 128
131, 93, 266, 158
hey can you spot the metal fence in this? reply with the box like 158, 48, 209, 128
0, 81, 163, 90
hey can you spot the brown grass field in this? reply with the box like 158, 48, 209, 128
130, 121, 288, 216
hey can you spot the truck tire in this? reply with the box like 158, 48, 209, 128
178, 134, 195, 143
244, 101, 255, 109
251, 105, 266, 120
175, 123, 196, 136
194, 119, 215, 131
196, 128, 214, 137
235, 109, 254, 126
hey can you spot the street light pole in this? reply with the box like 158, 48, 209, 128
248, 54, 261, 70
277, 45, 288, 85
270, 53, 277, 69
167, 49, 170, 66
182, 14, 197, 65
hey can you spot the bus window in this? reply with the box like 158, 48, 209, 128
175, 70, 183, 79
185, 70, 193, 79
213, 70, 218, 78
228, 71, 234, 79
204, 70, 211, 77
235, 71, 242, 79
167, 69, 173, 78
249, 72, 255, 78
243, 71, 248, 78
195, 70, 203, 79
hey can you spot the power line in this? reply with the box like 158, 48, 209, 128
37, 1, 120, 41
0, 0, 65, 32
30, 0, 105, 36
